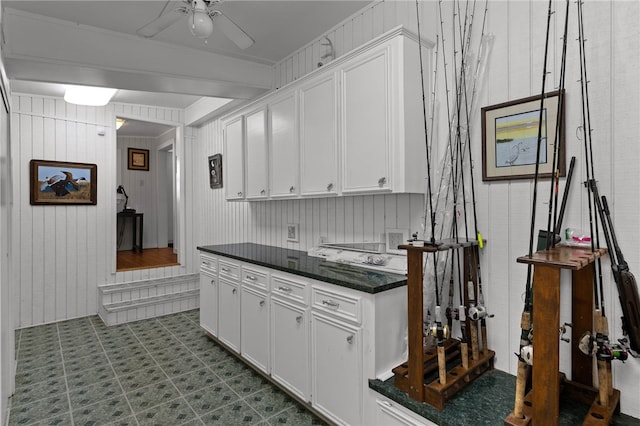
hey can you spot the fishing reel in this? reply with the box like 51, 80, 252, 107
468, 305, 494, 321
578, 332, 629, 362
427, 323, 450, 342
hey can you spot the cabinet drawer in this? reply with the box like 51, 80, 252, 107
219, 259, 240, 280
242, 265, 269, 291
312, 286, 361, 324
271, 274, 308, 306
200, 254, 217, 274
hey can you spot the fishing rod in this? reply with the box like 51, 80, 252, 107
512, 0, 554, 420
543, 0, 570, 250
577, 0, 605, 315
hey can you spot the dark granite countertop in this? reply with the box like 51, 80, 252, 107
197, 242, 407, 294
370, 370, 640, 425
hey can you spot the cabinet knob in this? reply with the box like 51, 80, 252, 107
289, 186, 295, 193
259, 300, 265, 307
260, 189, 266, 195
232, 288, 237, 295
347, 335, 354, 344
210, 280, 215, 286
296, 315, 303, 323
327, 183, 334, 191
237, 191, 243, 197
378, 177, 387, 187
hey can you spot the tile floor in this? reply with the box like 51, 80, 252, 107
9, 310, 327, 425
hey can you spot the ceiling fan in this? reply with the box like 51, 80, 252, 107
137, 0, 254, 49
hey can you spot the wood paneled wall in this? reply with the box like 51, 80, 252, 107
11, 97, 187, 329
190, 0, 640, 417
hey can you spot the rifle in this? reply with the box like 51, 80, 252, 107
598, 193, 640, 354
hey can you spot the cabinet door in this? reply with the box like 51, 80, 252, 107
199, 272, 218, 337
299, 75, 338, 196
376, 398, 437, 426
269, 93, 298, 198
245, 106, 269, 199
218, 278, 241, 352
311, 312, 362, 425
223, 116, 245, 200
240, 287, 269, 374
341, 49, 391, 194
271, 298, 310, 401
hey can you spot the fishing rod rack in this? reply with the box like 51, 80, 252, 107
392, 239, 495, 410
504, 246, 619, 426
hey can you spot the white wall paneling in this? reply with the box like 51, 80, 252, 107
11, 96, 190, 329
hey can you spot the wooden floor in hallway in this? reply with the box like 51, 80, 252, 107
117, 247, 179, 272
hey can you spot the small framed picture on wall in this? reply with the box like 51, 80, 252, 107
208, 154, 223, 189
128, 148, 149, 171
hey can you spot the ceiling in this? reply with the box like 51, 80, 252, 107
1, 0, 372, 135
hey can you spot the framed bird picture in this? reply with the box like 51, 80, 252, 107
481, 90, 565, 181
30, 159, 97, 205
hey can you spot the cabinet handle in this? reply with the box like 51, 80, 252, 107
277, 286, 292, 293
259, 300, 265, 307
378, 177, 387, 187
210, 280, 215, 286
380, 400, 392, 408
221, 267, 230, 272
203, 261, 211, 267
296, 315, 303, 323
326, 183, 334, 191
237, 191, 243, 197
245, 275, 257, 281
232, 288, 237, 295
347, 335, 354, 344
322, 299, 339, 309
289, 186, 295, 193
260, 189, 266, 195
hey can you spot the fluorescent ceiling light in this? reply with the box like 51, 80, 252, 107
64, 85, 117, 106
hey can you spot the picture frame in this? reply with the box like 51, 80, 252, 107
208, 154, 223, 189
481, 90, 565, 181
386, 228, 409, 255
30, 159, 97, 205
287, 223, 299, 243
128, 148, 149, 171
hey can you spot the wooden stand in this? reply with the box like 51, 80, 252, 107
392, 239, 495, 410
504, 246, 620, 426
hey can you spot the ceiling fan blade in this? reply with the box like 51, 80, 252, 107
137, 7, 184, 38
214, 12, 255, 49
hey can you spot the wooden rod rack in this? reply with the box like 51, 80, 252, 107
392, 239, 495, 410
504, 246, 620, 426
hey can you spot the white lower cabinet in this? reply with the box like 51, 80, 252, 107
218, 277, 241, 352
271, 297, 310, 401
240, 286, 269, 374
311, 311, 362, 425
198, 251, 412, 426
199, 271, 218, 337
375, 396, 437, 426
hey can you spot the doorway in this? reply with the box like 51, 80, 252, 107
115, 117, 182, 271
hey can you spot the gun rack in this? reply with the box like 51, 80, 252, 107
392, 240, 495, 410
504, 246, 619, 426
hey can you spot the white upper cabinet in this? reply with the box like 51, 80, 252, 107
223, 116, 245, 200
299, 74, 339, 197
245, 105, 269, 199
269, 92, 299, 198
340, 48, 390, 194
221, 26, 431, 201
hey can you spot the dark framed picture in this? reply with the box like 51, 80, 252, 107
128, 148, 149, 171
208, 154, 223, 189
30, 159, 97, 205
481, 90, 565, 181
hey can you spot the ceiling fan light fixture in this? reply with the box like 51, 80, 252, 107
189, 10, 214, 39
64, 85, 117, 106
